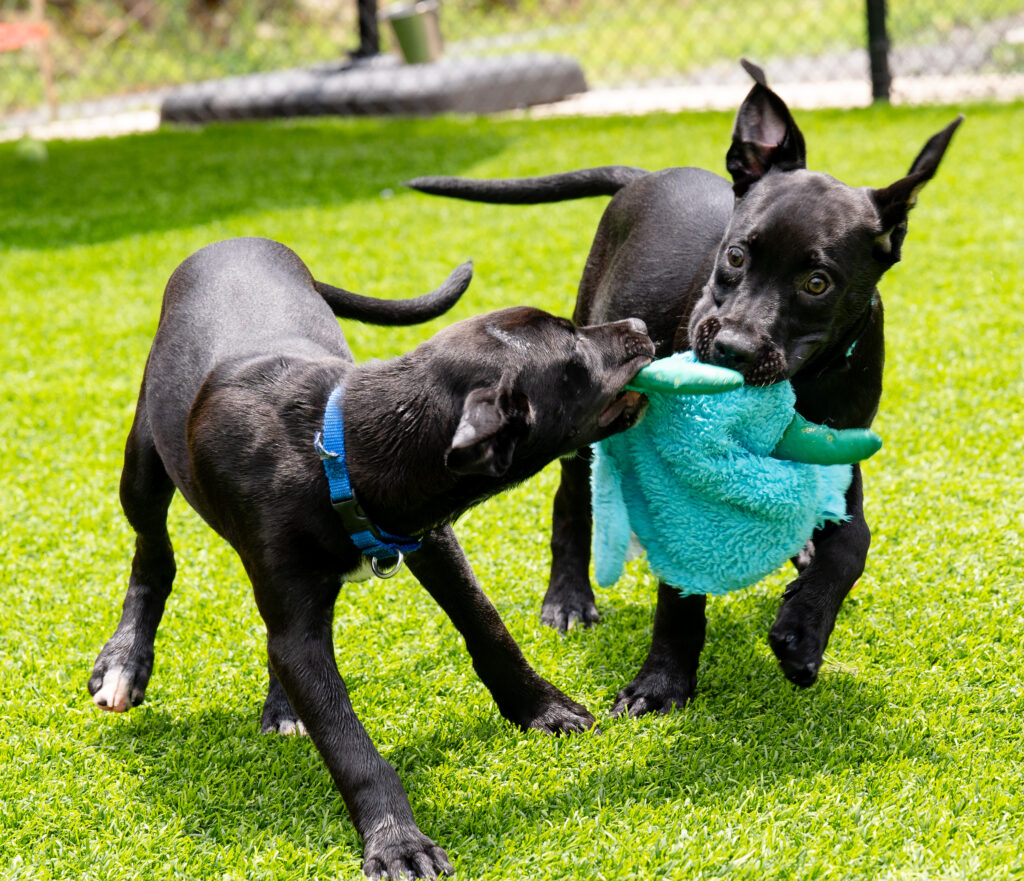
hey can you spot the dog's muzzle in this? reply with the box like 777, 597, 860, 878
692, 316, 786, 387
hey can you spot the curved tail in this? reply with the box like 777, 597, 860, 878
405, 165, 649, 205
314, 260, 473, 326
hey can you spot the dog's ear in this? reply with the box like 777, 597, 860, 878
726, 59, 807, 197
871, 115, 963, 263
445, 386, 534, 477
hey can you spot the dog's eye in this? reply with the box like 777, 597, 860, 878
725, 246, 745, 268
805, 274, 830, 295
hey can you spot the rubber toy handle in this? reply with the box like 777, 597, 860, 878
771, 413, 882, 465
626, 359, 743, 395
626, 357, 881, 465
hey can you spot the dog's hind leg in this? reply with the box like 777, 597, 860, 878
542, 450, 600, 631
260, 663, 306, 735
768, 466, 869, 688
611, 584, 706, 717
89, 392, 177, 712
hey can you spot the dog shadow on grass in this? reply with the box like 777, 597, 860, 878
81, 673, 522, 853
86, 702, 365, 869
389, 585, 919, 837
83, 585, 913, 875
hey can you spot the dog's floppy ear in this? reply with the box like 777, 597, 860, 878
871, 115, 963, 263
445, 385, 534, 477
726, 59, 807, 197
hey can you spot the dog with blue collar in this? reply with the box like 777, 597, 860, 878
88, 235, 675, 880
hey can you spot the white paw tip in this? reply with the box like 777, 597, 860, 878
277, 718, 308, 736
92, 666, 134, 712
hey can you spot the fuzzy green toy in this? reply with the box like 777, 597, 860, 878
593, 353, 882, 595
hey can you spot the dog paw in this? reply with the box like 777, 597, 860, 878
768, 626, 823, 688
506, 685, 596, 735
540, 587, 600, 632
363, 827, 453, 880
524, 696, 597, 735
260, 714, 308, 736
260, 693, 308, 735
88, 651, 152, 712
611, 671, 695, 718
768, 607, 827, 688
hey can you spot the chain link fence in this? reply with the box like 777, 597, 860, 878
2, 0, 1023, 133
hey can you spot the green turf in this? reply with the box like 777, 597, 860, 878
1, 100, 1022, 880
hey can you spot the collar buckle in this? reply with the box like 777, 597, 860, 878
332, 495, 372, 538
314, 431, 337, 461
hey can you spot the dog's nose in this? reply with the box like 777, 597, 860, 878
618, 317, 648, 335
712, 328, 759, 371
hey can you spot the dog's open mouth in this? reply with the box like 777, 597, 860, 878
599, 389, 647, 428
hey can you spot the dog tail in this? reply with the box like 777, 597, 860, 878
313, 260, 473, 326
405, 166, 649, 204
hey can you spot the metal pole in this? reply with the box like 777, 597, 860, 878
355, 0, 380, 58
866, 0, 891, 102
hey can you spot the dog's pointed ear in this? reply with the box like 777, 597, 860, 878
871, 115, 963, 263
445, 386, 534, 477
726, 59, 807, 197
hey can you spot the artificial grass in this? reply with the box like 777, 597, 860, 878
1, 101, 1022, 880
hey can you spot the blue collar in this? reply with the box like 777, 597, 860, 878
315, 384, 422, 578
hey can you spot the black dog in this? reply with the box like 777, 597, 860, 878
408, 61, 961, 715
88, 236, 654, 879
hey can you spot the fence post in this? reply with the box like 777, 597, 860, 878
866, 0, 891, 102
355, 0, 380, 57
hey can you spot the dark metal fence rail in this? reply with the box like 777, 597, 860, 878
2, 0, 1023, 131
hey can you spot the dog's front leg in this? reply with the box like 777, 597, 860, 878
407, 526, 595, 734
542, 450, 600, 631
769, 466, 870, 687
89, 407, 177, 712
256, 568, 452, 881
612, 583, 706, 717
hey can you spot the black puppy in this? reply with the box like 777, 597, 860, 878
408, 61, 961, 715
88, 236, 655, 879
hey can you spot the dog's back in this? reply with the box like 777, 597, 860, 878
142, 239, 352, 487
409, 166, 733, 356
138, 237, 473, 513
575, 167, 733, 354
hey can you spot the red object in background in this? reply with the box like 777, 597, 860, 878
0, 20, 51, 52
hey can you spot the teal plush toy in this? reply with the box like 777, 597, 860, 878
592, 352, 882, 596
